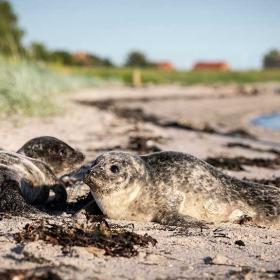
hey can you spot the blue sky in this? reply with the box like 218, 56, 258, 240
11, 0, 280, 69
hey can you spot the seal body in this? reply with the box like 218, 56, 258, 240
0, 151, 66, 207
79, 151, 280, 226
0, 179, 40, 214
17, 136, 85, 177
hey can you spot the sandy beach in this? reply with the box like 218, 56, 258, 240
0, 84, 280, 279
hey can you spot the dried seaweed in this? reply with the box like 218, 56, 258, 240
226, 142, 280, 156
0, 267, 62, 280
243, 177, 280, 188
79, 100, 256, 140
87, 135, 162, 154
127, 136, 162, 154
226, 267, 280, 279
14, 219, 157, 258
206, 156, 280, 171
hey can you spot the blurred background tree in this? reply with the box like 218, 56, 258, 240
49, 50, 74, 65
102, 58, 114, 67
72, 52, 114, 67
263, 49, 280, 69
90, 54, 114, 67
125, 51, 153, 68
0, 0, 24, 56
28, 42, 50, 61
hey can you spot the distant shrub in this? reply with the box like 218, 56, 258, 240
0, 57, 101, 116
263, 49, 280, 69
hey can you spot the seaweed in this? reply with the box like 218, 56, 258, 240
88, 135, 162, 154
79, 100, 256, 140
226, 142, 280, 156
127, 135, 162, 154
14, 218, 157, 258
206, 156, 280, 171
0, 267, 62, 280
242, 177, 280, 188
226, 267, 280, 279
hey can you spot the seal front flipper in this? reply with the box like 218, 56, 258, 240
0, 179, 41, 214
153, 211, 209, 229
73, 197, 103, 218
43, 183, 67, 210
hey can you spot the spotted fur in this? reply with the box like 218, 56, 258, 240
0, 151, 67, 213
17, 136, 85, 177
79, 151, 280, 227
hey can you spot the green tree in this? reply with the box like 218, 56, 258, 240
28, 42, 50, 61
90, 54, 114, 67
90, 54, 105, 67
263, 49, 280, 68
125, 51, 150, 67
102, 58, 114, 67
49, 50, 74, 65
0, 0, 24, 56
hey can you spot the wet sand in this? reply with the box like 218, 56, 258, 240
0, 84, 280, 279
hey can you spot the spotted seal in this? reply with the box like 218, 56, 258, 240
17, 136, 85, 177
74, 151, 280, 227
0, 179, 40, 214
0, 151, 66, 213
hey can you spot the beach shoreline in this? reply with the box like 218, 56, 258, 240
0, 84, 280, 279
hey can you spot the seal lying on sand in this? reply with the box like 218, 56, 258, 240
17, 136, 85, 177
74, 151, 280, 227
0, 151, 66, 213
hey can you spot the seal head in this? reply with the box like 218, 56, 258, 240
17, 136, 85, 176
83, 151, 154, 221
84, 151, 148, 195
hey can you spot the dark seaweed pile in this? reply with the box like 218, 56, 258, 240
226, 142, 280, 156
90, 135, 163, 154
243, 177, 280, 188
14, 218, 157, 258
127, 135, 162, 154
78, 99, 256, 139
0, 267, 62, 280
206, 156, 280, 171
226, 267, 280, 280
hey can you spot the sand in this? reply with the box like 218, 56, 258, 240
0, 84, 280, 279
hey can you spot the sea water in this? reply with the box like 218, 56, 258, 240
253, 113, 280, 130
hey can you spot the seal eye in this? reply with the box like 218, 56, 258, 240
110, 164, 120, 174
59, 149, 66, 157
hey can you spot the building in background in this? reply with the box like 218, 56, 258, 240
73, 52, 92, 66
192, 61, 230, 71
156, 61, 175, 71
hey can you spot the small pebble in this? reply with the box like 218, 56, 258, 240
235, 240, 245, 246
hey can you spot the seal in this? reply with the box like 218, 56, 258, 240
75, 151, 280, 227
0, 151, 67, 213
17, 136, 85, 177
0, 178, 40, 214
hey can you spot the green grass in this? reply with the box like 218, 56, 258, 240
62, 66, 280, 85
0, 57, 101, 116
2, 58, 280, 118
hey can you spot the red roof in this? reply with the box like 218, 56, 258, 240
156, 61, 175, 71
193, 61, 230, 71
